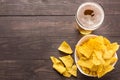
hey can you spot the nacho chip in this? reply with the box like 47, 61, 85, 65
50, 56, 63, 65
104, 42, 119, 59
58, 41, 73, 54
68, 65, 77, 77
88, 36, 106, 51
59, 55, 73, 68
50, 55, 77, 78
63, 70, 71, 77
103, 50, 116, 59
76, 36, 119, 78
81, 67, 90, 74
53, 64, 66, 74
91, 71, 97, 76
97, 64, 104, 74
77, 59, 93, 69
97, 65, 114, 78
105, 57, 118, 66
76, 46, 88, 60
103, 37, 110, 45
94, 50, 105, 64
90, 65, 98, 71
77, 45, 92, 58
50, 56, 66, 74
110, 43, 119, 51
104, 65, 114, 73
92, 53, 101, 65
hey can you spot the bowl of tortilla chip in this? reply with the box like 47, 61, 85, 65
75, 34, 119, 78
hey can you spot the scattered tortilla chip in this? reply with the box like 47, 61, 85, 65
63, 70, 71, 77
68, 65, 77, 77
50, 56, 77, 78
58, 41, 73, 54
50, 56, 66, 74
59, 55, 73, 68
53, 64, 66, 74
50, 56, 64, 66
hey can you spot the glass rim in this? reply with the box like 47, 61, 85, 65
76, 2, 105, 30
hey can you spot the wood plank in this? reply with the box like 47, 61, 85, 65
0, 15, 120, 37
0, 60, 59, 80
0, 16, 80, 60
0, 16, 119, 60
0, 60, 120, 80
0, 0, 120, 15
0, 36, 119, 60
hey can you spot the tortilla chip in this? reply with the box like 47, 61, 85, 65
103, 37, 110, 45
50, 56, 64, 66
63, 70, 71, 77
59, 55, 73, 68
53, 64, 66, 74
68, 65, 77, 77
58, 41, 73, 54
94, 50, 105, 64
77, 59, 93, 69
97, 64, 104, 73
90, 65, 98, 72
81, 67, 90, 74
76, 36, 119, 78
110, 43, 119, 51
103, 50, 116, 59
77, 45, 92, 58
91, 71, 97, 76
97, 65, 114, 78
105, 57, 118, 66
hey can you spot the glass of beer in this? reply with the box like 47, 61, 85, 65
75, 2, 104, 34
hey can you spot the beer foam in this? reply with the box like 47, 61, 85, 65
76, 2, 104, 30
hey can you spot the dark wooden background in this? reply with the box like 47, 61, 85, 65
0, 0, 120, 80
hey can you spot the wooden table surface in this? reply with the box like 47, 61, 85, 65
0, 0, 120, 80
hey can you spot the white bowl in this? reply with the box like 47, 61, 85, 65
74, 34, 118, 77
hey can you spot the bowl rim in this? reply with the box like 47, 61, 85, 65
74, 34, 118, 77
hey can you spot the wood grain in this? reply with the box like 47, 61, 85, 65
0, 0, 120, 15
0, 0, 120, 80
0, 16, 119, 60
0, 59, 119, 80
